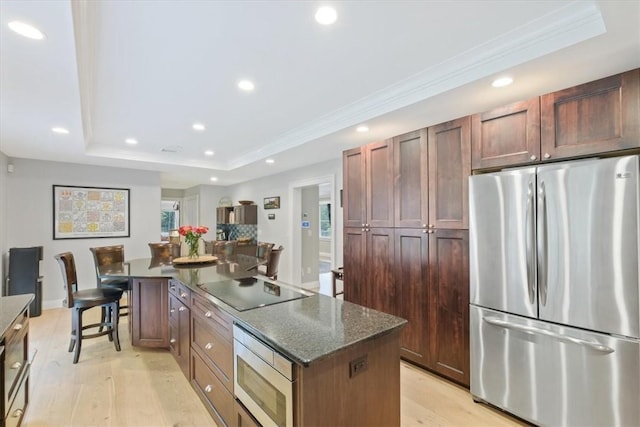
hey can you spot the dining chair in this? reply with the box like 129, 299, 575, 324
54, 252, 122, 363
258, 245, 284, 280
148, 242, 180, 258
213, 240, 237, 257
89, 245, 130, 321
256, 241, 274, 262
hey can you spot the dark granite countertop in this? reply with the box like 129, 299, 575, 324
0, 294, 34, 338
100, 256, 407, 366
233, 294, 407, 366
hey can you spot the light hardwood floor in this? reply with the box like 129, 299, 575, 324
23, 306, 524, 426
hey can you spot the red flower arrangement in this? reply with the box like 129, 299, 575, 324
179, 225, 209, 258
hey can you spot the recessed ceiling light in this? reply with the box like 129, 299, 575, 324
210, 177, 218, 182
315, 6, 337, 25
8, 21, 45, 40
125, 138, 138, 145
238, 80, 255, 91
356, 125, 369, 133
204, 150, 214, 156
266, 159, 275, 164
492, 77, 513, 88
192, 122, 206, 131
51, 127, 69, 134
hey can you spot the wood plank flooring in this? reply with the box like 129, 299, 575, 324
23, 307, 524, 426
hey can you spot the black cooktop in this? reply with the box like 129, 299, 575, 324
197, 278, 310, 311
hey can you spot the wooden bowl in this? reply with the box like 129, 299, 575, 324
238, 200, 254, 205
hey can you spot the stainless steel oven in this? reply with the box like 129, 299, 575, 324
233, 324, 294, 427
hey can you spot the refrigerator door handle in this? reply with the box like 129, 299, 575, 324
537, 180, 548, 306
483, 316, 614, 354
525, 180, 535, 305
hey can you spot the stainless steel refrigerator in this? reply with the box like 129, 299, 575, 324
469, 155, 640, 426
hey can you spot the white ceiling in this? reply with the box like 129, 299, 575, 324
1, 1, 639, 189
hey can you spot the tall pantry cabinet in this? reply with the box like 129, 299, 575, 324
343, 118, 471, 386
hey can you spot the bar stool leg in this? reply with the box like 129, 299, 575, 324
73, 308, 83, 364
110, 301, 121, 352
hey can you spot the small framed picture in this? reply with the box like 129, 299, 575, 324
268, 213, 276, 220
264, 196, 280, 210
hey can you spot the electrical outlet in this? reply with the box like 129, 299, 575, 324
349, 355, 368, 378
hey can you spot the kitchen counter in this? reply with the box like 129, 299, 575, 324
0, 294, 34, 337
100, 256, 406, 366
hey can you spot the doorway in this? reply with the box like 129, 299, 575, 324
288, 175, 335, 291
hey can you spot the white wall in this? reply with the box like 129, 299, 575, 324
300, 186, 319, 283
0, 152, 8, 294
5, 158, 162, 307
227, 158, 343, 284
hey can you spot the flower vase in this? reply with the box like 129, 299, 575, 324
188, 239, 200, 259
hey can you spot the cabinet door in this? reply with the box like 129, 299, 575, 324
541, 69, 640, 159
428, 229, 469, 386
343, 227, 366, 306
216, 207, 230, 224
428, 117, 471, 229
366, 140, 394, 228
366, 227, 396, 315
471, 97, 541, 170
131, 278, 169, 348
234, 205, 257, 224
394, 129, 428, 228
395, 228, 430, 365
343, 147, 366, 228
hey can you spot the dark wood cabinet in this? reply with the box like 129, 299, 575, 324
541, 68, 640, 159
428, 117, 471, 229
393, 129, 428, 228
1, 302, 30, 427
428, 229, 469, 386
394, 228, 470, 386
217, 205, 257, 225
343, 227, 395, 314
130, 278, 169, 348
168, 280, 190, 378
472, 69, 640, 170
343, 139, 394, 228
471, 97, 541, 170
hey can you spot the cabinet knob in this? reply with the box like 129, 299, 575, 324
180, 292, 187, 298
205, 342, 213, 350
544, 153, 551, 159
422, 224, 427, 228
170, 338, 176, 344
170, 286, 176, 291
11, 361, 22, 370
12, 409, 24, 418
362, 223, 366, 227
178, 306, 186, 312
361, 228, 366, 232
204, 385, 213, 393
13, 323, 23, 330
429, 224, 435, 228
422, 229, 428, 233
170, 308, 175, 313
205, 311, 212, 318
530, 155, 537, 161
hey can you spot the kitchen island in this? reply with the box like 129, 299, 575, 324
100, 256, 407, 426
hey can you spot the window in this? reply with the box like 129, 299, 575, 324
319, 201, 331, 238
161, 200, 180, 240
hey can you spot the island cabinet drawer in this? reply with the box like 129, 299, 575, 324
191, 316, 233, 392
3, 309, 28, 414
4, 364, 28, 427
191, 350, 234, 427
169, 279, 191, 304
191, 294, 233, 341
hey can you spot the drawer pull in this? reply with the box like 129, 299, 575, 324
13, 323, 23, 330
170, 338, 176, 344
11, 362, 22, 370
178, 306, 186, 312
13, 408, 24, 418
170, 308, 175, 313
170, 286, 176, 291
180, 292, 188, 298
205, 342, 213, 350
205, 311, 212, 318
204, 385, 213, 393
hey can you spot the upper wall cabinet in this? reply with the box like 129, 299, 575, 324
471, 97, 541, 170
540, 68, 640, 159
472, 68, 640, 171
394, 117, 470, 230
343, 140, 394, 229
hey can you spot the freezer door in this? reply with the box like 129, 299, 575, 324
469, 167, 537, 317
537, 155, 640, 338
471, 305, 640, 427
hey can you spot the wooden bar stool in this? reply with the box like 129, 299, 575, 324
89, 245, 130, 318
54, 252, 122, 364
331, 267, 344, 297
